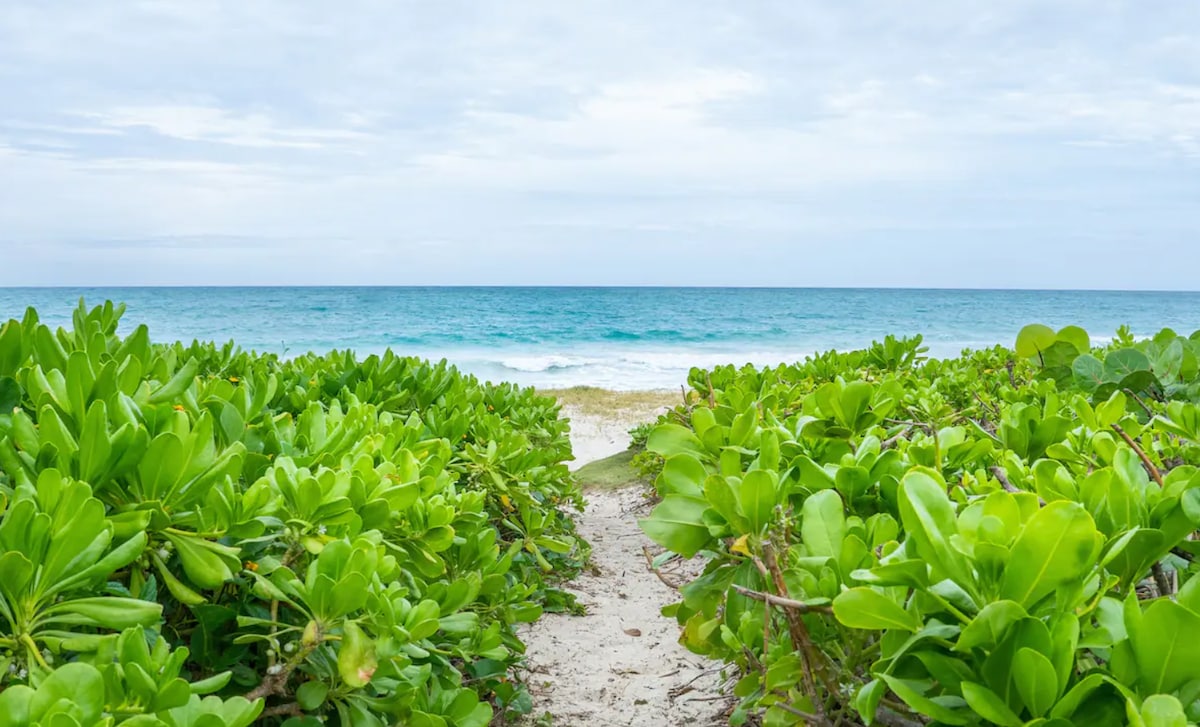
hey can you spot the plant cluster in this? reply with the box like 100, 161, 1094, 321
640, 327, 1200, 726
0, 301, 586, 726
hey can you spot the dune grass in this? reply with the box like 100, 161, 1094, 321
573, 449, 648, 492
540, 386, 679, 416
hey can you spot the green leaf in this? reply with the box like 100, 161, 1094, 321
41, 596, 162, 630
0, 376, 19, 412
998, 501, 1098, 608
961, 682, 1023, 727
163, 531, 240, 590
296, 681, 329, 711
1072, 354, 1105, 393
897, 469, 972, 591
739, 470, 777, 534
1104, 349, 1151, 383
1132, 599, 1200, 694
337, 621, 377, 688
955, 600, 1028, 652
854, 679, 886, 725
148, 357, 199, 404
801, 490, 845, 559
638, 495, 712, 558
879, 675, 969, 725
1013, 647, 1058, 717
30, 663, 105, 724
839, 381, 873, 430
1056, 326, 1091, 354
647, 424, 705, 458
1138, 695, 1188, 727
659, 455, 706, 498
832, 587, 921, 632
1016, 324, 1057, 359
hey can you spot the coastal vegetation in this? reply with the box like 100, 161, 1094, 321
5, 300, 1200, 726
0, 301, 585, 726
638, 328, 1200, 725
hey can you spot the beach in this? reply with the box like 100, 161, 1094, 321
521, 386, 731, 726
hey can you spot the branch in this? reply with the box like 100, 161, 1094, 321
881, 426, 913, 450
875, 706, 928, 727
261, 703, 304, 719
1123, 388, 1156, 419
762, 542, 834, 719
769, 699, 827, 725
1111, 423, 1164, 487
989, 466, 1045, 505
642, 546, 684, 590
731, 585, 833, 615
1151, 562, 1175, 598
245, 626, 319, 701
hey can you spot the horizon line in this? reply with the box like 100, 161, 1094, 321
2, 284, 1200, 294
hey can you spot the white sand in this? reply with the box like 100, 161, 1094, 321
560, 404, 650, 470
518, 403, 730, 726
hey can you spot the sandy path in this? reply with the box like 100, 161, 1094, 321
518, 401, 729, 726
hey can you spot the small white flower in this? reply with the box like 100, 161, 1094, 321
17, 668, 27, 679
283, 642, 296, 653
317, 525, 327, 535
267, 664, 282, 675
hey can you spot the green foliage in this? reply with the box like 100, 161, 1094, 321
638, 327, 1200, 725
0, 301, 586, 725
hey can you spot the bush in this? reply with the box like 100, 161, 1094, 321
639, 328, 1200, 726
0, 301, 586, 726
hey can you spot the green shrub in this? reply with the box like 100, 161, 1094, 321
0, 301, 586, 725
640, 327, 1200, 726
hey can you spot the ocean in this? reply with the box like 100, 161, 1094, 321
2, 287, 1198, 390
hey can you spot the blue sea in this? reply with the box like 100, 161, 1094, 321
1, 287, 1198, 390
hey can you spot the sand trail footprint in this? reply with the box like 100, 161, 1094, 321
519, 487, 728, 727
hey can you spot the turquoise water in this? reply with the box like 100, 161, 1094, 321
2, 287, 1198, 389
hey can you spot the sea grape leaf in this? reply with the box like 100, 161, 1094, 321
1072, 354, 1105, 393
1103, 349, 1151, 383
1056, 325, 1091, 354
1016, 324, 1057, 360
1118, 370, 1161, 396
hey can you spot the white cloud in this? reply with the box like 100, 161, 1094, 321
0, 1, 1198, 286
81, 105, 373, 150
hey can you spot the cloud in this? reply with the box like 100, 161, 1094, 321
0, 1, 1198, 287
81, 105, 373, 150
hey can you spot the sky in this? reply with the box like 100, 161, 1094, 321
0, 1, 1198, 288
